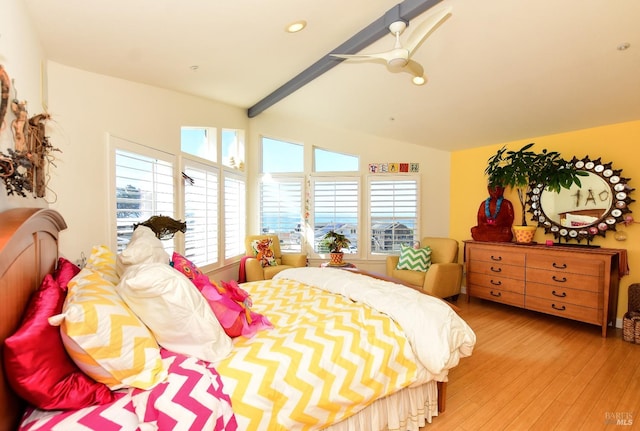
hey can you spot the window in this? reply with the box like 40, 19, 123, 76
369, 177, 419, 254
181, 127, 216, 162
112, 139, 174, 253
224, 172, 246, 259
180, 127, 246, 266
183, 159, 219, 267
262, 137, 304, 173
312, 178, 359, 254
314, 147, 359, 172
260, 179, 304, 252
222, 129, 245, 169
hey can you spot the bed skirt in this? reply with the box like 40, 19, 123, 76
324, 381, 438, 431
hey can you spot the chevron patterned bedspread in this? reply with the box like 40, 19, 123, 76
216, 276, 420, 430
19, 349, 237, 430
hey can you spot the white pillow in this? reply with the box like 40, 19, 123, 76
117, 226, 170, 276
117, 262, 233, 363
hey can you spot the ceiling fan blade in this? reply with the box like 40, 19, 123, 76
405, 59, 425, 78
331, 51, 395, 62
405, 6, 452, 56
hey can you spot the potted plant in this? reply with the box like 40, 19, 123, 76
320, 230, 351, 265
484, 143, 585, 242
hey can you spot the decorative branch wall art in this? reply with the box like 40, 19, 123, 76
0, 64, 60, 199
0, 65, 9, 132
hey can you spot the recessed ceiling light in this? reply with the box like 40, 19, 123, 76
412, 76, 426, 86
286, 20, 307, 33
617, 42, 631, 51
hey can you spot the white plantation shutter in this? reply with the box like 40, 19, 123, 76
369, 177, 419, 254
114, 147, 174, 253
224, 173, 246, 259
312, 178, 359, 253
260, 179, 304, 252
183, 161, 219, 267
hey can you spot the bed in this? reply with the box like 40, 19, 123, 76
0, 208, 476, 431
558, 208, 605, 227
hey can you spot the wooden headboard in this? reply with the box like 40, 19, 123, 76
0, 208, 66, 431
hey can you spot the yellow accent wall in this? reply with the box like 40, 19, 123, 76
451, 120, 640, 321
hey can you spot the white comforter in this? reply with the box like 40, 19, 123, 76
274, 267, 476, 378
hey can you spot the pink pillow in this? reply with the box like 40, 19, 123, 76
55, 257, 82, 289
171, 252, 273, 338
3, 258, 117, 410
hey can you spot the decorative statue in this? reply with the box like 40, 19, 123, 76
471, 186, 515, 242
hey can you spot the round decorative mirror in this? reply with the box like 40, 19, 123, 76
528, 156, 634, 243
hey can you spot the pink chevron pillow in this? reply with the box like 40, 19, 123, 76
3, 258, 117, 410
171, 252, 273, 338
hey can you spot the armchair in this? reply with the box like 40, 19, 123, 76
243, 234, 307, 282
386, 237, 462, 300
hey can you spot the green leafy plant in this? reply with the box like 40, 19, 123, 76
484, 143, 586, 226
320, 230, 351, 253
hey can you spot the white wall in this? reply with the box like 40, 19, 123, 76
0, 0, 47, 210
46, 62, 248, 262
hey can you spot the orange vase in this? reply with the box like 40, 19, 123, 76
512, 225, 537, 244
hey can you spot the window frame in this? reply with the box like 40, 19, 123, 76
259, 175, 306, 253
108, 135, 177, 254
366, 174, 421, 259
180, 154, 221, 270
310, 174, 361, 258
261, 136, 304, 174
222, 168, 247, 263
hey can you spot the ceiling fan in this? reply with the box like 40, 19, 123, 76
331, 7, 452, 85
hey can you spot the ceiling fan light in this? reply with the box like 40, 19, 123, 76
412, 75, 425, 86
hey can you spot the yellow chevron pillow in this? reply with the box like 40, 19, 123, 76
51, 266, 167, 390
84, 244, 119, 285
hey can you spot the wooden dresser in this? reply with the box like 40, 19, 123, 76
464, 241, 626, 337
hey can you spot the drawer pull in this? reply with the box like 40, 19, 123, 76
490, 266, 502, 273
490, 291, 502, 297
490, 279, 502, 286
490, 255, 503, 261
552, 290, 567, 298
552, 275, 567, 283
551, 304, 566, 311
553, 262, 567, 269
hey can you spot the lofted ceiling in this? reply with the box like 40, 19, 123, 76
23, 0, 640, 151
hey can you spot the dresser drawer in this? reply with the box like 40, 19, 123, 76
525, 296, 602, 325
526, 253, 603, 276
526, 267, 601, 293
468, 272, 524, 294
468, 246, 525, 266
526, 282, 601, 308
469, 260, 525, 280
469, 285, 525, 307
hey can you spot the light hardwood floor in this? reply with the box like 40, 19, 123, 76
424, 295, 640, 431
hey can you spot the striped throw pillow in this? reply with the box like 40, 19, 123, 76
51, 266, 167, 390
396, 245, 432, 272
